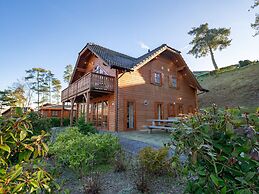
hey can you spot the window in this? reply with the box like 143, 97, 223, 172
154, 72, 162, 85
51, 110, 58, 117
172, 77, 177, 88
93, 65, 107, 75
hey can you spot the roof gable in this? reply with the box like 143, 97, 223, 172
69, 43, 207, 91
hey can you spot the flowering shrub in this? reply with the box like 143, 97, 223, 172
171, 105, 259, 193
0, 108, 56, 193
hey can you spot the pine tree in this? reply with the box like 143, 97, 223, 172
188, 23, 231, 70
63, 64, 73, 84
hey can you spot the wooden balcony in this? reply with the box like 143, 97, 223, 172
61, 72, 115, 102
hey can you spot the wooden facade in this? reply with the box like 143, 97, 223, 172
61, 43, 207, 131
39, 104, 73, 119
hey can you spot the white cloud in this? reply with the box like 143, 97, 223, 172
138, 41, 150, 50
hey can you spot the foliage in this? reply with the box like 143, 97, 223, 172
49, 127, 120, 171
113, 149, 127, 172
171, 105, 259, 193
250, 0, 259, 36
83, 171, 101, 194
77, 116, 98, 135
138, 147, 170, 176
63, 64, 73, 84
25, 68, 61, 108
52, 78, 62, 104
28, 111, 51, 135
0, 108, 56, 193
0, 89, 17, 110
131, 160, 150, 193
50, 117, 69, 127
188, 23, 231, 70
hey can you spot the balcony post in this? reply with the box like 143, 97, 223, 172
60, 102, 65, 127
70, 98, 75, 126
84, 92, 90, 122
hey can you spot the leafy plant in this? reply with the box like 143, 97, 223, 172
0, 107, 57, 193
132, 160, 150, 193
138, 147, 170, 175
83, 171, 101, 194
77, 116, 97, 135
113, 149, 127, 172
49, 127, 120, 171
171, 105, 259, 193
28, 111, 51, 135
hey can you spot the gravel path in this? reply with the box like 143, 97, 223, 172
118, 136, 161, 155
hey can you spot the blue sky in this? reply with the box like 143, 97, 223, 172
0, 0, 258, 90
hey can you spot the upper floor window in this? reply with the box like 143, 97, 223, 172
154, 72, 162, 85
172, 77, 177, 88
93, 65, 107, 75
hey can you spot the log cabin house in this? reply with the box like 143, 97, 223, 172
39, 103, 74, 119
61, 43, 207, 131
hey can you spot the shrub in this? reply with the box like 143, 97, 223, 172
83, 171, 101, 194
28, 111, 51, 134
49, 127, 120, 171
77, 116, 97, 135
113, 149, 127, 172
0, 108, 57, 193
138, 147, 170, 175
171, 105, 259, 193
238, 60, 252, 68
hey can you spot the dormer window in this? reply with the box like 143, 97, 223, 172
93, 65, 107, 75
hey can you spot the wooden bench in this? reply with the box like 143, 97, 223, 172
147, 125, 177, 133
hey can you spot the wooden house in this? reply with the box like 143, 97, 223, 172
1, 107, 32, 118
61, 43, 207, 131
39, 103, 74, 119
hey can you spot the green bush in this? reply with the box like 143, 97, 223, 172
50, 117, 61, 127
77, 116, 97, 135
49, 127, 120, 171
28, 111, 51, 135
171, 105, 259, 194
0, 108, 57, 193
138, 147, 170, 175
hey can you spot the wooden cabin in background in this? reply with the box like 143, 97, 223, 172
39, 103, 74, 119
61, 43, 207, 131
1, 107, 32, 118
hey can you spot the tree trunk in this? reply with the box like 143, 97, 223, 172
208, 46, 219, 70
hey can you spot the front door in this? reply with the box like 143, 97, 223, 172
126, 101, 135, 130
155, 102, 163, 120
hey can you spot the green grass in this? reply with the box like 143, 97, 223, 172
198, 63, 259, 109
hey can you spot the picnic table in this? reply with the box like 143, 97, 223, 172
146, 118, 180, 133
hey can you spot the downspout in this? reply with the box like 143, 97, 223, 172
115, 70, 126, 132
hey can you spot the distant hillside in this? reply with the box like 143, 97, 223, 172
197, 63, 259, 109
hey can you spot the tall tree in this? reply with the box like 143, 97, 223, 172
63, 64, 73, 84
45, 70, 54, 103
25, 68, 48, 109
0, 90, 16, 114
188, 23, 232, 70
251, 0, 259, 36
52, 78, 62, 104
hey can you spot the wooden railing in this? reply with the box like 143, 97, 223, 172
61, 72, 115, 101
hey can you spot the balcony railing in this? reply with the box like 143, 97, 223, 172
61, 72, 115, 101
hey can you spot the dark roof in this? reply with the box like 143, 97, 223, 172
40, 104, 72, 110
83, 43, 180, 70
75, 43, 207, 91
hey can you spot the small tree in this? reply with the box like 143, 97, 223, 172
250, 0, 259, 36
188, 23, 232, 70
63, 64, 73, 84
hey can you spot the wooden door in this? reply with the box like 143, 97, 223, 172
155, 102, 163, 119
126, 101, 136, 130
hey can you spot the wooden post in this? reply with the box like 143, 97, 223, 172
115, 69, 119, 132
70, 98, 75, 126
76, 103, 79, 122
60, 102, 65, 127
83, 92, 90, 122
